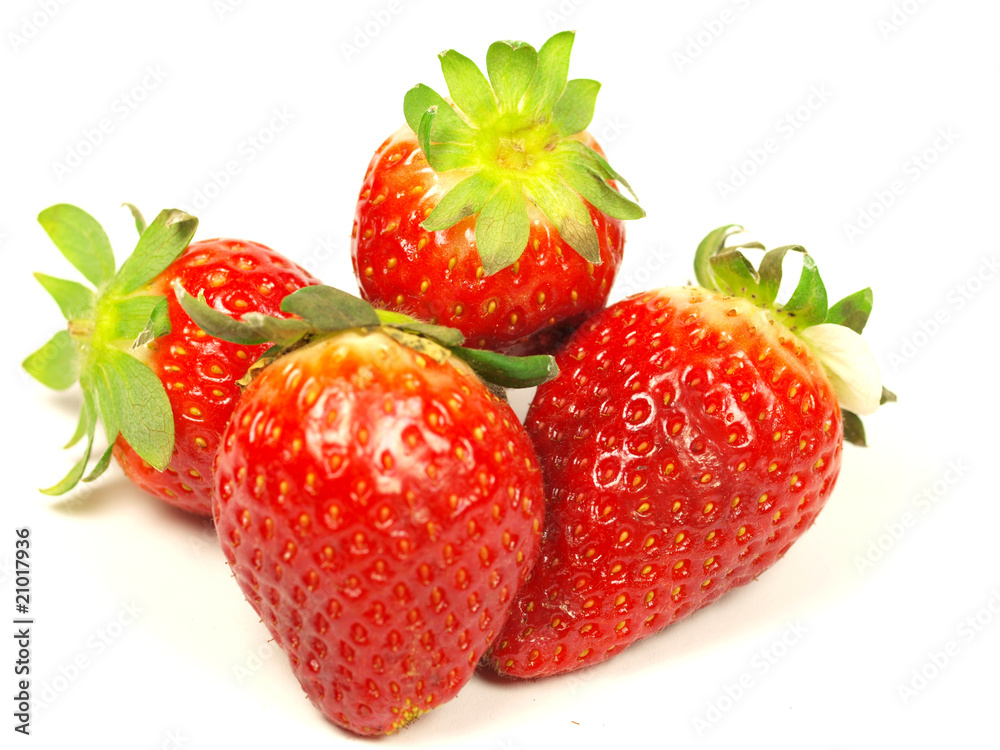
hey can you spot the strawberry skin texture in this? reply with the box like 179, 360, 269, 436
351, 127, 625, 355
213, 330, 545, 735
487, 287, 844, 678
113, 239, 318, 516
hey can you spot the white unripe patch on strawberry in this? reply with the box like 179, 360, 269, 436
800, 324, 882, 416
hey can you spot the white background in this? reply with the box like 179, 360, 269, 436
2, 0, 998, 747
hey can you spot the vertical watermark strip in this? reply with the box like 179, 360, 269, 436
13, 528, 32, 735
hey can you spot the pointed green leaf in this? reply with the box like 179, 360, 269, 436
414, 107, 478, 172
375, 309, 466, 347
280, 285, 380, 330
394, 321, 465, 347
486, 40, 538, 112
426, 142, 479, 172
756, 245, 797, 306
475, 184, 531, 276
34, 273, 96, 321
781, 251, 828, 329
881, 387, 897, 405
64, 391, 96, 449
174, 282, 312, 347
38, 204, 116, 288
558, 139, 639, 201
422, 172, 499, 232
562, 163, 645, 221
23, 331, 79, 390
112, 209, 198, 295
693, 225, 746, 290
709, 249, 764, 299
104, 347, 174, 470
83, 444, 115, 483
122, 203, 148, 235
552, 78, 601, 135
522, 30, 576, 120
450, 346, 558, 389
92, 359, 122, 447
826, 287, 874, 334
439, 48, 498, 127
108, 295, 169, 342
841, 410, 867, 447
40, 430, 94, 496
528, 178, 601, 264
403, 84, 475, 143
132, 296, 172, 348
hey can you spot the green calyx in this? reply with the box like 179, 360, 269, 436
693, 225, 896, 446
24, 203, 198, 495
174, 283, 558, 390
403, 31, 644, 275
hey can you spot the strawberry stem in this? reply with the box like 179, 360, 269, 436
26, 204, 197, 493
403, 31, 644, 274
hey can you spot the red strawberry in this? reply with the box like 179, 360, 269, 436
352, 31, 644, 355
24, 204, 318, 515
176, 284, 553, 735
487, 226, 893, 678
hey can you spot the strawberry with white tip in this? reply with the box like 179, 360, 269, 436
487, 225, 894, 678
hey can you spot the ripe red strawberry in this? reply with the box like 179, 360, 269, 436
487, 226, 893, 678
176, 285, 552, 735
24, 204, 317, 515
352, 31, 644, 355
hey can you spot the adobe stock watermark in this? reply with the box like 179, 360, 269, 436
232, 639, 280, 685
878, 0, 931, 40
672, 0, 754, 72
614, 244, 674, 300
7, 0, 72, 53
716, 84, 833, 201
886, 253, 997, 372
153, 729, 190, 750
544, 0, 589, 29
297, 233, 345, 278
692, 620, 809, 736
853, 459, 971, 574
33, 600, 144, 712
340, 0, 405, 64
178, 106, 295, 214
842, 126, 959, 244
897, 587, 1000, 706
51, 65, 169, 182
213, 0, 247, 20
185, 517, 218, 558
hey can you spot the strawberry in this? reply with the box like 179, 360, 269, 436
175, 284, 553, 735
352, 31, 644, 355
487, 225, 894, 678
24, 204, 318, 515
